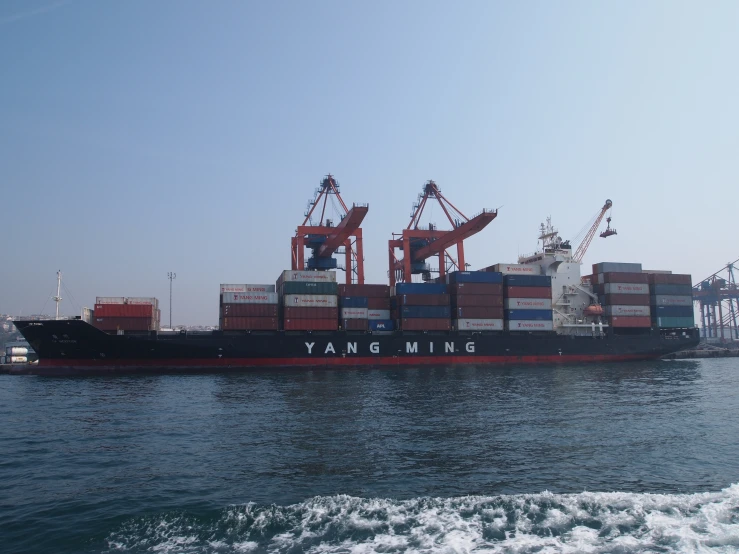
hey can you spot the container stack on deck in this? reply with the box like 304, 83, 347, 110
392, 282, 451, 331
446, 271, 504, 331
339, 284, 392, 331
647, 273, 694, 328
591, 262, 651, 329
503, 274, 554, 331
94, 297, 160, 332
278, 271, 339, 331
219, 284, 279, 330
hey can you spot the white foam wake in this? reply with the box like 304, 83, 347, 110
106, 484, 739, 553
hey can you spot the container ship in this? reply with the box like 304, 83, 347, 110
11, 178, 698, 375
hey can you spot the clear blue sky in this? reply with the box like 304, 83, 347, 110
1, 1, 737, 325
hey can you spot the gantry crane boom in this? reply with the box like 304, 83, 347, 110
573, 199, 613, 263
317, 205, 369, 257
411, 211, 497, 262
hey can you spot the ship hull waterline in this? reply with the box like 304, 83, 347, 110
11, 319, 700, 376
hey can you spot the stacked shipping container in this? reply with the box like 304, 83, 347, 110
93, 297, 160, 331
392, 282, 451, 330
338, 284, 392, 331
278, 271, 339, 331
446, 271, 504, 331
591, 263, 651, 328
503, 274, 554, 331
219, 284, 279, 330
647, 273, 694, 328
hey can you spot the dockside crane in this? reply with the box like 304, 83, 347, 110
693, 258, 739, 341
388, 180, 497, 286
291, 175, 368, 284
572, 199, 616, 263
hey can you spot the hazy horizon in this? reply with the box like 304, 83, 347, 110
2, 1, 737, 325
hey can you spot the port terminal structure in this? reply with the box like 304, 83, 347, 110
388, 180, 497, 286
693, 258, 739, 341
291, 175, 368, 285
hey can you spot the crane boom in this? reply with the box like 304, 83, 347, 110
411, 210, 497, 262
573, 199, 613, 263
317, 205, 368, 257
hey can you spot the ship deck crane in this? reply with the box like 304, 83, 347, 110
388, 180, 497, 286
291, 175, 368, 284
573, 199, 616, 263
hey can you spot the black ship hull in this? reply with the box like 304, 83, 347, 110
10, 319, 700, 376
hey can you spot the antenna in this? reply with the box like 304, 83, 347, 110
53, 270, 63, 320
167, 272, 176, 328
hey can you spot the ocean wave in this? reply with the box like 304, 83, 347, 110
106, 484, 739, 553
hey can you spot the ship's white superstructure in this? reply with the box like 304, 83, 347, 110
517, 218, 605, 336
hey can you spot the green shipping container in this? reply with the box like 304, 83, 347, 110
655, 316, 695, 328
280, 281, 339, 295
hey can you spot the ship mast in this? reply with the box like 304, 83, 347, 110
53, 270, 63, 320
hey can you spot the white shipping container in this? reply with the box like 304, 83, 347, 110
221, 292, 279, 304
81, 307, 94, 324
604, 283, 649, 295
220, 284, 247, 293
593, 262, 643, 274
604, 305, 651, 317
493, 263, 540, 275
7, 346, 29, 356
283, 294, 338, 307
126, 297, 158, 306
278, 270, 337, 283
220, 284, 276, 293
504, 298, 552, 310
505, 320, 555, 331
341, 308, 368, 319
455, 318, 504, 331
368, 309, 391, 320
96, 297, 125, 304
652, 295, 693, 307
10, 356, 28, 363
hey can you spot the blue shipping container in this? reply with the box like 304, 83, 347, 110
369, 319, 395, 331
400, 306, 451, 318
394, 283, 447, 295
505, 309, 553, 321
340, 296, 369, 308
652, 305, 694, 318
446, 271, 503, 284
651, 284, 693, 296
504, 275, 552, 288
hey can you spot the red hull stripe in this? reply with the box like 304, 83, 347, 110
38, 353, 652, 369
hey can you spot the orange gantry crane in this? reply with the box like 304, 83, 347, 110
388, 180, 497, 286
291, 175, 368, 284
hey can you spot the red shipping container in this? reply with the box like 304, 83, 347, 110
603, 294, 650, 306
221, 304, 279, 318
397, 294, 450, 306
505, 286, 552, 299
282, 306, 339, 319
452, 295, 504, 308
455, 306, 504, 319
283, 318, 338, 331
450, 283, 503, 295
94, 304, 153, 318
647, 273, 692, 285
220, 317, 279, 330
93, 317, 151, 331
400, 318, 451, 331
338, 284, 390, 298
599, 272, 649, 284
609, 316, 652, 328
343, 319, 369, 331
367, 297, 391, 310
